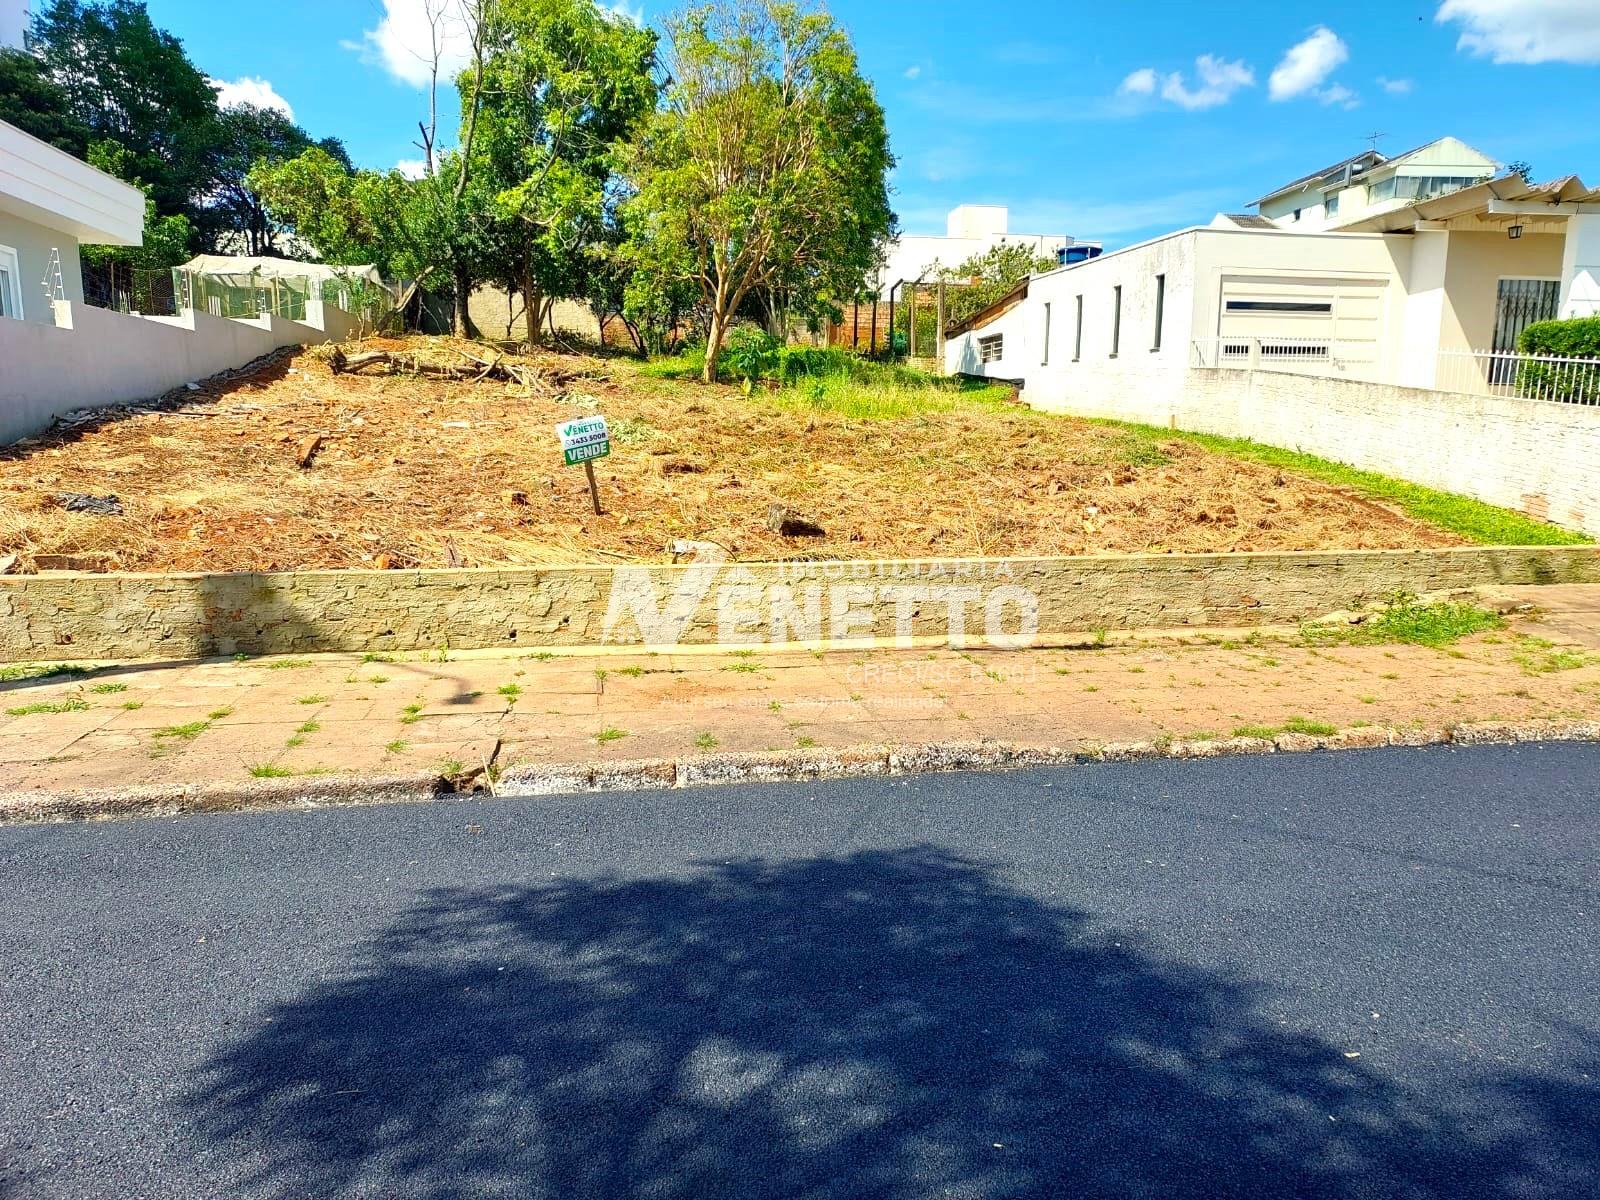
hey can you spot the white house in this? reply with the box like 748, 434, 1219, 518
875, 205, 1096, 291
0, 117, 145, 322
0, 117, 369, 444
943, 142, 1600, 537
1247, 137, 1501, 233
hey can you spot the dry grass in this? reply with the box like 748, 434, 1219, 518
0, 334, 1469, 573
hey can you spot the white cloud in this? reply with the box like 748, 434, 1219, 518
1159, 55, 1255, 110
209, 76, 294, 119
603, 1, 643, 23
396, 158, 430, 180
1377, 75, 1415, 94
348, 0, 475, 88
1317, 82, 1360, 109
904, 65, 922, 80
1118, 67, 1157, 96
1269, 27, 1350, 100
1436, 0, 1600, 65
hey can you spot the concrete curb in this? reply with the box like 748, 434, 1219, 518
0, 771, 447, 825
4, 720, 1597, 824
494, 718, 1600, 794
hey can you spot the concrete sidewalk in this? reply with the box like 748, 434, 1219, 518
2, 586, 1598, 807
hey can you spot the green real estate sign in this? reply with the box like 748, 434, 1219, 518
554, 415, 610, 466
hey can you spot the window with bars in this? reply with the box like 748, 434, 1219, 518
978, 333, 1004, 363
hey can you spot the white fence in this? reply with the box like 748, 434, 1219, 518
1434, 350, 1600, 406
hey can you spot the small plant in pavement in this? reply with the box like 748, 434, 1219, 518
91, 682, 128, 694
248, 763, 293, 778
5, 698, 90, 716
296, 694, 327, 705
595, 726, 628, 744
385, 739, 408, 754
154, 719, 210, 741
694, 732, 719, 750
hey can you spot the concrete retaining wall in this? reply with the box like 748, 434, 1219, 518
3, 547, 1596, 663
0, 299, 356, 446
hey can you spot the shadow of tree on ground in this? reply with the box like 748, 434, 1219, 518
185, 847, 1598, 1199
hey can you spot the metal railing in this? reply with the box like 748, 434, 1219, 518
1434, 349, 1600, 406
1191, 337, 1342, 370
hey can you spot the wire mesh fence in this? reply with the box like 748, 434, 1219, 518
80, 262, 180, 317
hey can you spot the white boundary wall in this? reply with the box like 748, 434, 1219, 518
1036, 365, 1600, 537
0, 299, 357, 445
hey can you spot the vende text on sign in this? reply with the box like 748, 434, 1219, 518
555, 416, 611, 466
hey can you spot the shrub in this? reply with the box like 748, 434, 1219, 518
1516, 317, 1600, 403
721, 327, 783, 383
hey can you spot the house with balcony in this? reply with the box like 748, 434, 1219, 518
1243, 137, 1502, 234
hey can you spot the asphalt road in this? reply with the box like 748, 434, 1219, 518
1, 744, 1597, 1200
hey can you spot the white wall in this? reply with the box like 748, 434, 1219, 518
1043, 365, 1600, 537
0, 300, 354, 445
0, 208, 84, 322
1559, 213, 1600, 318
946, 226, 1413, 406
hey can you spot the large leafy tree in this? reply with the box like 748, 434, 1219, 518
623, 0, 894, 382
246, 148, 403, 273
0, 48, 89, 154
205, 105, 352, 255
467, 0, 657, 346
28, 0, 221, 223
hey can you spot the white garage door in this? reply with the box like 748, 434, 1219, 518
1217, 276, 1386, 375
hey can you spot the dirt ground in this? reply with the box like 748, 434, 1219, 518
0, 335, 1466, 574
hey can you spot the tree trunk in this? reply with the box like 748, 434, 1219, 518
453, 270, 480, 340
523, 268, 543, 348
703, 308, 725, 384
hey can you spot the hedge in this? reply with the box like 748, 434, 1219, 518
1516, 317, 1600, 404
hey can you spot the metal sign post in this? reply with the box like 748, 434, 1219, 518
554, 416, 611, 515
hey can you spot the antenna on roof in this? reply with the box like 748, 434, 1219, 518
1363, 131, 1388, 153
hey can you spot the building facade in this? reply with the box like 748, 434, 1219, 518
874, 205, 1093, 292
1249, 138, 1501, 234
0, 118, 144, 323
946, 164, 1600, 404
0, 0, 27, 49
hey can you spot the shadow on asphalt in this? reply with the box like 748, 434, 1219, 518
183, 847, 1598, 1198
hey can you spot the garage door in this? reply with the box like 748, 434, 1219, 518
1217, 276, 1386, 374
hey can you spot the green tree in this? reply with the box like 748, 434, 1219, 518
29, 0, 221, 223
0, 48, 88, 154
246, 148, 407, 274
937, 243, 1059, 325
77, 139, 195, 310
206, 105, 351, 255
623, 0, 895, 382
468, 0, 657, 346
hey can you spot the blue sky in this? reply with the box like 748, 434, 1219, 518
152, 0, 1600, 247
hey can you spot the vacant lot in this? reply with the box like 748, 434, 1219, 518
0, 335, 1528, 574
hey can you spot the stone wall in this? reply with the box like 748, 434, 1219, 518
3, 547, 1597, 663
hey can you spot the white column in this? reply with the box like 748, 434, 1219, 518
1559, 213, 1600, 318
1397, 229, 1449, 388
